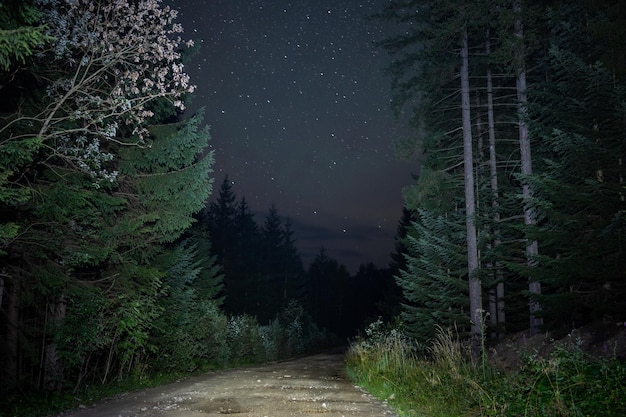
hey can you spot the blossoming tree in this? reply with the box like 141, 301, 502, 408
3, 0, 195, 182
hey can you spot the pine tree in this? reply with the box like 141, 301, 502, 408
258, 204, 286, 322
208, 176, 238, 267
306, 248, 350, 336
0, 0, 53, 71
396, 207, 469, 342
376, 0, 488, 353
186, 212, 224, 305
281, 219, 306, 305
228, 197, 261, 315
150, 238, 222, 372
521, 22, 626, 325
512, 0, 543, 336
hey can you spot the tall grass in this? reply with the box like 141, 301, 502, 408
346, 320, 626, 417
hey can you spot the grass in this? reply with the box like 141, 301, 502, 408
346, 322, 626, 417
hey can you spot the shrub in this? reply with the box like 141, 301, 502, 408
348, 320, 626, 417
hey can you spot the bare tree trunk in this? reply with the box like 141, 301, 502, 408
3, 277, 20, 390
514, 0, 542, 335
486, 30, 506, 337
0, 274, 5, 310
43, 296, 66, 391
461, 27, 482, 359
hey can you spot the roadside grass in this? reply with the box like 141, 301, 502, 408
346, 321, 626, 417
0, 371, 188, 417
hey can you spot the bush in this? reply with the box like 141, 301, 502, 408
347, 320, 626, 417
483, 344, 626, 417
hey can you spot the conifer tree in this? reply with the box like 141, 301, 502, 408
376, 0, 488, 353
512, 0, 543, 336
229, 197, 261, 315
0, 0, 212, 390
521, 10, 626, 325
281, 219, 306, 305
208, 176, 238, 267
395, 207, 469, 342
150, 238, 222, 372
258, 204, 286, 322
306, 248, 350, 336
0, 0, 52, 71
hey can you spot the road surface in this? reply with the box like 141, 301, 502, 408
57, 351, 398, 417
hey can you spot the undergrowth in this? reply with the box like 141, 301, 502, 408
1, 300, 334, 417
346, 319, 626, 417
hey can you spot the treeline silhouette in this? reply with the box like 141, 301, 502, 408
203, 175, 400, 337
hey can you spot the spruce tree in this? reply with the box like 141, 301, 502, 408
259, 204, 286, 322
229, 197, 261, 315
376, 0, 489, 352
0, 0, 213, 386
208, 176, 238, 267
306, 249, 350, 336
522, 36, 626, 326
281, 219, 306, 305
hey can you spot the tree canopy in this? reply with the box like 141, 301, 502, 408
379, 0, 626, 351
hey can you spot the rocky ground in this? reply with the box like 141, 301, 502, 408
57, 351, 398, 417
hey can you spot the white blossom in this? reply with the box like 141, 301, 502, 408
33, 0, 196, 180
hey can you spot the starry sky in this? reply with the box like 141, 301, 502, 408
169, 0, 417, 273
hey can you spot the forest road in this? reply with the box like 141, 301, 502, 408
57, 351, 398, 417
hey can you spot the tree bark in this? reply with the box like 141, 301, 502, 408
461, 27, 482, 359
486, 30, 505, 337
514, 0, 542, 335
43, 297, 67, 390
2, 277, 20, 390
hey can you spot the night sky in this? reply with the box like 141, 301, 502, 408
169, 0, 417, 273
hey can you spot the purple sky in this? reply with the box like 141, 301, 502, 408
169, 0, 417, 273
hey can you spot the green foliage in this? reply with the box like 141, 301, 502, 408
348, 320, 626, 417
205, 179, 306, 323
378, 0, 626, 353
522, 43, 626, 325
482, 345, 626, 417
396, 207, 469, 343
0, 135, 43, 254
118, 111, 214, 244
347, 321, 478, 417
55, 285, 109, 374
0, 1, 53, 71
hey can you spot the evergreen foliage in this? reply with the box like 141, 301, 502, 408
376, 0, 626, 350
306, 248, 351, 336
205, 179, 307, 324
0, 0, 220, 395
396, 208, 469, 342
522, 43, 626, 325
0, 0, 52, 71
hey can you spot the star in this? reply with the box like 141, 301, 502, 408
170, 0, 416, 272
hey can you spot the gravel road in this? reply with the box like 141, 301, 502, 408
57, 351, 398, 417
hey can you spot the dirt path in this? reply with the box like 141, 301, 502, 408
57, 352, 398, 417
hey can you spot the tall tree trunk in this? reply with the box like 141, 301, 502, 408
0, 274, 5, 315
486, 30, 506, 337
43, 296, 66, 390
514, 0, 542, 335
461, 27, 482, 358
3, 277, 20, 390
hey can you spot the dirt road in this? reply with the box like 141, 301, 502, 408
58, 352, 398, 417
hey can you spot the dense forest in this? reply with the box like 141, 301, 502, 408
377, 0, 626, 356
0, 0, 395, 399
1, 0, 625, 410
